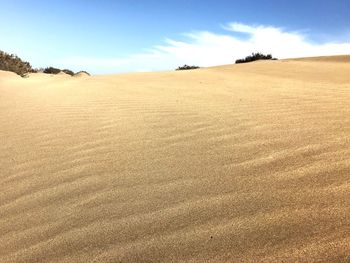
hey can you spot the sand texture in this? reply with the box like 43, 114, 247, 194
1, 57, 350, 262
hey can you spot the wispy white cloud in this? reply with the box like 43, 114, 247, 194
59, 22, 350, 74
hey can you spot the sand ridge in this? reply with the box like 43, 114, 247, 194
0, 57, 350, 262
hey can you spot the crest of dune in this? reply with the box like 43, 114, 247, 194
73, 71, 90, 77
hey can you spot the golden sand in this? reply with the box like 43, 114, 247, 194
1, 56, 350, 262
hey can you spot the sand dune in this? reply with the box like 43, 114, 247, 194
291, 55, 350, 63
73, 72, 89, 78
1, 57, 350, 262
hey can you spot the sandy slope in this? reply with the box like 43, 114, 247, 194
1, 56, 350, 262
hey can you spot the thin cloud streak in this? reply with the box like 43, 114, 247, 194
60, 22, 350, 74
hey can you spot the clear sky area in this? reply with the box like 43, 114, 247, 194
1, 0, 350, 74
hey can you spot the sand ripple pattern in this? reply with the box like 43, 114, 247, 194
1, 58, 350, 262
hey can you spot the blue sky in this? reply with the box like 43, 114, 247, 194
1, 0, 350, 74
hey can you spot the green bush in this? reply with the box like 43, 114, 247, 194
62, 69, 75, 76
235, 53, 277, 64
0, 50, 90, 77
74, 70, 90, 76
0, 50, 35, 76
176, 65, 200, 71
43, 67, 61, 74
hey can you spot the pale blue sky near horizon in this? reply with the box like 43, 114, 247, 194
1, 0, 350, 74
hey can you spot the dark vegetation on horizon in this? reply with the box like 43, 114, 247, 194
75, 71, 90, 76
176, 65, 200, 71
42, 67, 83, 76
176, 53, 277, 70
43, 67, 61, 75
62, 69, 75, 76
235, 53, 277, 64
0, 50, 89, 77
0, 50, 35, 76
2, 49, 277, 77
43, 67, 90, 76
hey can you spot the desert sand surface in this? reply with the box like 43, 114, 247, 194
1, 56, 350, 262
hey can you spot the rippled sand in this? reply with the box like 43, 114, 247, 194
1, 56, 350, 262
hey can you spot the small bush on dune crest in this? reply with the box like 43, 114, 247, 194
176, 65, 200, 71
44, 68, 91, 76
43, 67, 61, 74
62, 69, 75, 76
235, 53, 277, 64
74, 70, 90, 76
